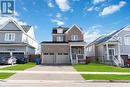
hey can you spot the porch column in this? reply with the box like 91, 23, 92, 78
69, 45, 72, 64
10, 52, 13, 57
41, 52, 44, 64
106, 43, 109, 60
84, 46, 86, 60
118, 42, 122, 66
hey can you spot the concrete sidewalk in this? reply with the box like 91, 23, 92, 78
7, 65, 84, 80
0, 65, 14, 69
0, 80, 130, 87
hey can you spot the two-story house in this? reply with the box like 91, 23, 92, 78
0, 19, 37, 60
41, 25, 86, 64
86, 26, 130, 67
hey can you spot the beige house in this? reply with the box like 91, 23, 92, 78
41, 25, 86, 64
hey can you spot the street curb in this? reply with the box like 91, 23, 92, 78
85, 80, 130, 83
0, 79, 130, 83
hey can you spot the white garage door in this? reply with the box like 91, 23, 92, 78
42, 53, 54, 64
56, 53, 70, 64
12, 52, 24, 59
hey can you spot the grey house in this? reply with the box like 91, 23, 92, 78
86, 26, 130, 67
0, 19, 37, 59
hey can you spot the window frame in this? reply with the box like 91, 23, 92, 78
5, 33, 15, 41
71, 35, 78, 41
124, 35, 130, 45
56, 36, 63, 42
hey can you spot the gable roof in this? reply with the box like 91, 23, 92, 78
65, 24, 83, 34
88, 26, 127, 46
52, 24, 83, 34
52, 26, 69, 34
0, 19, 35, 41
87, 35, 106, 46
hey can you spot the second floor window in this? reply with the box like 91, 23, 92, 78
71, 35, 78, 41
5, 33, 15, 41
124, 36, 130, 45
57, 36, 63, 42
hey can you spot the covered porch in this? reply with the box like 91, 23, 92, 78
69, 42, 86, 64
102, 41, 124, 67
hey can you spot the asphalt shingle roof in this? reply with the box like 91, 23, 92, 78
21, 25, 31, 33
88, 26, 126, 46
52, 26, 69, 34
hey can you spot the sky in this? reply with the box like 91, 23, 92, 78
0, 0, 130, 43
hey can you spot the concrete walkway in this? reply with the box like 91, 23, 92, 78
0, 65, 14, 69
8, 65, 84, 80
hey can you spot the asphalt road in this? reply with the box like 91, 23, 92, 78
0, 81, 130, 87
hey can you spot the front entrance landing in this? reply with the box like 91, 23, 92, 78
8, 65, 84, 80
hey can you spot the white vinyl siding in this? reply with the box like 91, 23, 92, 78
124, 36, 130, 45
118, 37, 122, 45
5, 33, 15, 41
71, 35, 78, 41
57, 36, 63, 42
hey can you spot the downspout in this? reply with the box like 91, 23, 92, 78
69, 45, 72, 64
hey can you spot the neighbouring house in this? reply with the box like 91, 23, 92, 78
0, 19, 37, 60
41, 25, 86, 64
86, 26, 130, 67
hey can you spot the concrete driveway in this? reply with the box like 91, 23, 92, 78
8, 65, 84, 80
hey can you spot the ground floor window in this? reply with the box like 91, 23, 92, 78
49, 53, 54, 55
44, 53, 48, 55
64, 53, 68, 55
58, 53, 62, 55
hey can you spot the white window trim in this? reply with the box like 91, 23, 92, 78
57, 29, 63, 34
5, 33, 15, 41
124, 35, 130, 45
108, 48, 115, 56
71, 35, 78, 41
57, 36, 63, 42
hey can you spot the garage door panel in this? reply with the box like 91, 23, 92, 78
56, 54, 70, 64
0, 52, 10, 58
13, 52, 24, 59
43, 55, 54, 64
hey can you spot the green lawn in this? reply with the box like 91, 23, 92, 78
0, 62, 36, 79
0, 73, 15, 79
73, 63, 130, 80
82, 74, 130, 80
0, 62, 36, 70
73, 63, 130, 72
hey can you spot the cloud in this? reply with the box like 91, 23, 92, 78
0, 17, 27, 26
84, 25, 103, 43
56, 13, 61, 19
107, 30, 117, 35
22, 7, 28, 12
93, 0, 106, 5
87, 6, 94, 11
55, 0, 70, 12
73, 0, 81, 1
100, 1, 126, 16
86, 6, 100, 12
51, 19, 64, 26
14, 11, 19, 17
48, 0, 54, 7
89, 25, 103, 30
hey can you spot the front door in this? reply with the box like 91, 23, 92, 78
109, 48, 115, 60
